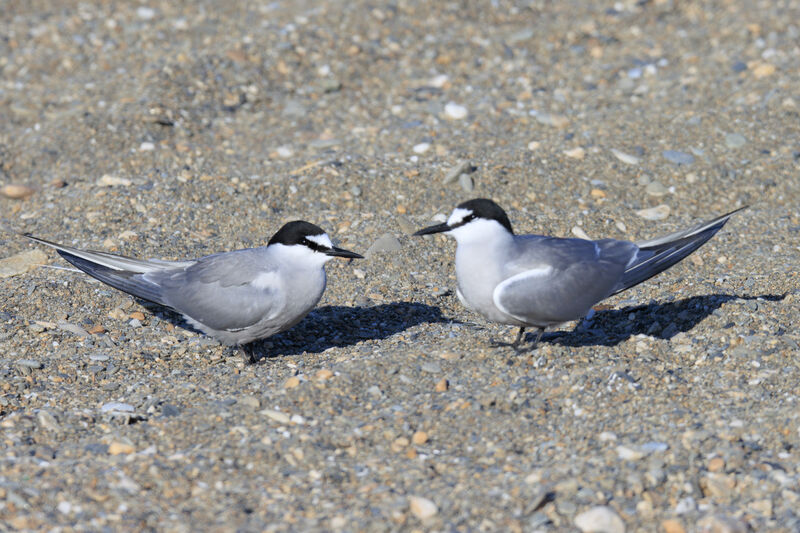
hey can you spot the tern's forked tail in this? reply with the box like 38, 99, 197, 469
612, 206, 746, 295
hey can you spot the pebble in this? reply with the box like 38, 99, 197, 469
100, 402, 135, 413
96, 175, 132, 187
274, 145, 294, 158
645, 181, 669, 196
724, 133, 747, 149
571, 226, 591, 240
409, 495, 438, 520
139, 142, 155, 151
136, 6, 156, 20
0, 183, 35, 199
610, 148, 640, 165
662, 150, 694, 165
696, 514, 748, 533
708, 456, 725, 472
413, 142, 431, 154
458, 173, 474, 192
752, 62, 776, 78
564, 147, 585, 159
574, 506, 625, 533
0, 250, 48, 278
37, 410, 61, 432
661, 519, 686, 533
58, 321, 89, 337
536, 113, 569, 128
365, 234, 402, 257
442, 160, 471, 184
527, 140, 541, 150
315, 369, 334, 380
428, 74, 449, 88
15, 359, 43, 369
617, 445, 646, 461
284, 376, 301, 389
636, 205, 670, 220
412, 431, 428, 445
108, 442, 135, 455
443, 102, 468, 120
260, 409, 291, 424
435, 378, 449, 392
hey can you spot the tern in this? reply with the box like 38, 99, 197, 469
414, 198, 744, 349
26, 221, 363, 362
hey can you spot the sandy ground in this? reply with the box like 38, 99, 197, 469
2, 0, 800, 531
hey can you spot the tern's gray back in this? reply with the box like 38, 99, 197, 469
495, 236, 638, 325
149, 247, 322, 337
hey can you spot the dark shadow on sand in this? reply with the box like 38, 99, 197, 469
538, 293, 786, 348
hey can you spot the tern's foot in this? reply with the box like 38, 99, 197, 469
226, 344, 258, 364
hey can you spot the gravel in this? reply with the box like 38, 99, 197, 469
1, 0, 799, 531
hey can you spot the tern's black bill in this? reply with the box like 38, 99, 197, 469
413, 223, 451, 236
325, 246, 364, 259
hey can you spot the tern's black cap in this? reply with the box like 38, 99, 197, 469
456, 198, 514, 234
268, 221, 326, 246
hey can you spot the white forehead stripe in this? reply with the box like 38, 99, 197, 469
447, 207, 473, 227
307, 233, 333, 248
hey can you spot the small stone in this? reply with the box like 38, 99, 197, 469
428, 74, 449, 88
139, 142, 155, 151
527, 141, 541, 150
16, 359, 43, 369
611, 149, 640, 165
574, 506, 625, 533
636, 205, 670, 221
315, 369, 334, 380
136, 6, 156, 20
239, 396, 261, 409
696, 514, 748, 533
435, 378, 449, 392
108, 308, 127, 320
409, 496, 438, 520
412, 431, 429, 445
700, 473, 736, 499
645, 181, 669, 197
571, 226, 591, 240
708, 457, 725, 472
615, 221, 627, 233
101, 402, 134, 413
413, 142, 431, 154
564, 147, 585, 159
260, 409, 291, 424
0, 250, 48, 278
590, 188, 607, 198
108, 442, 135, 455
365, 234, 402, 257
724, 133, 747, 149
536, 113, 569, 128
284, 376, 301, 389
0, 183, 35, 199
662, 150, 694, 165
458, 174, 474, 192
37, 410, 61, 432
420, 362, 441, 373
752, 63, 776, 78
96, 175, 132, 187
617, 445, 646, 461
661, 519, 686, 533
274, 145, 294, 158
599, 431, 618, 442
442, 160, 471, 184
57, 501, 72, 514
58, 321, 89, 337
87, 324, 106, 335
130, 312, 145, 321
443, 102, 468, 120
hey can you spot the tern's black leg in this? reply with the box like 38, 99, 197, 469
529, 327, 545, 349
239, 343, 258, 364
510, 327, 527, 350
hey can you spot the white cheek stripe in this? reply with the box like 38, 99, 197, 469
307, 233, 333, 248
447, 208, 473, 227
